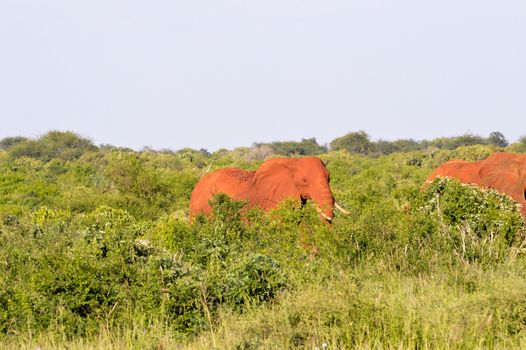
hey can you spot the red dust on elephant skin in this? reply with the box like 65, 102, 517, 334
424, 152, 526, 219
189, 157, 342, 222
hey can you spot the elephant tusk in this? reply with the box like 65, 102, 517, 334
334, 202, 351, 216
315, 206, 332, 222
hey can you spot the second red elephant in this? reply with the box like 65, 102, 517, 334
425, 152, 526, 219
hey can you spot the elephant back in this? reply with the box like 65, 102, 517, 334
424, 159, 482, 187
189, 168, 254, 219
478, 153, 526, 204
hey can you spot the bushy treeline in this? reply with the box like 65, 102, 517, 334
251, 138, 328, 158
1, 131, 526, 348
245, 131, 526, 158
4, 130, 525, 161
330, 130, 519, 156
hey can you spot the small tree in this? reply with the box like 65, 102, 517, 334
488, 131, 508, 147
330, 131, 376, 155
7, 131, 97, 161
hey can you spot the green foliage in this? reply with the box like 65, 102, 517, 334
7, 131, 97, 162
104, 153, 166, 198
144, 215, 193, 252
0, 198, 291, 340
102, 152, 179, 218
224, 254, 288, 309
254, 138, 327, 157
448, 144, 500, 162
508, 135, 526, 153
1, 206, 141, 336
420, 178, 525, 264
175, 148, 210, 168
376, 138, 421, 154
488, 131, 509, 147
403, 144, 499, 170
430, 133, 488, 150
2, 131, 526, 348
329, 131, 508, 156
0, 136, 28, 150
330, 131, 376, 155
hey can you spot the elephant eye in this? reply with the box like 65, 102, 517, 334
301, 177, 308, 184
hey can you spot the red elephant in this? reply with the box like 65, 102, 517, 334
424, 152, 526, 219
189, 157, 349, 222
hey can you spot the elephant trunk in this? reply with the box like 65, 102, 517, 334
315, 206, 333, 222
311, 190, 335, 222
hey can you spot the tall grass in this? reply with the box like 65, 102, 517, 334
7, 265, 526, 349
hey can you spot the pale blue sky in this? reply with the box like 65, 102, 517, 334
1, 1, 525, 150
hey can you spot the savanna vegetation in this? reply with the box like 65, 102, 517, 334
1, 130, 526, 349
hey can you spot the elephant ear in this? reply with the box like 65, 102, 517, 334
479, 159, 524, 203
249, 164, 300, 211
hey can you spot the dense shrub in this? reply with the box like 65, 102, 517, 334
7, 131, 97, 162
0, 199, 291, 339
224, 254, 288, 309
330, 131, 376, 155
420, 178, 525, 264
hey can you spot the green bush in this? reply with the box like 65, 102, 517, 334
7, 131, 97, 162
420, 178, 525, 264
508, 135, 526, 153
330, 131, 376, 155
224, 254, 288, 309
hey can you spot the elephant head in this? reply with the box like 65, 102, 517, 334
246, 157, 346, 221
